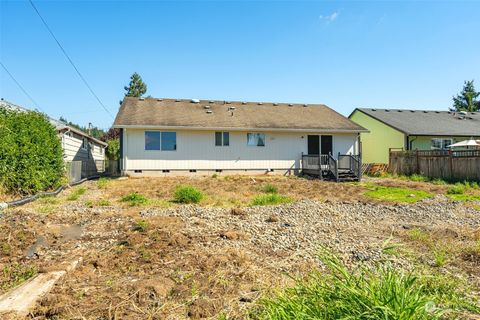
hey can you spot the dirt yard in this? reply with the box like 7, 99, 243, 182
0, 175, 479, 319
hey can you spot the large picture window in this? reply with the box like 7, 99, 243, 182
431, 138, 452, 150
247, 133, 265, 147
215, 132, 229, 146
145, 131, 176, 151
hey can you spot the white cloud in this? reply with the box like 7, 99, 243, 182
319, 11, 339, 23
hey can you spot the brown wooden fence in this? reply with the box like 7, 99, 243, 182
389, 150, 480, 180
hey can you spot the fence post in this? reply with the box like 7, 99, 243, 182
449, 149, 453, 180
416, 149, 420, 174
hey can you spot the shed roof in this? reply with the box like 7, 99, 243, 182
113, 97, 367, 133
352, 108, 480, 136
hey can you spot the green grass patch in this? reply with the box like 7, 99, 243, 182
173, 185, 204, 204
446, 193, 480, 201
97, 199, 112, 206
133, 219, 148, 232
407, 228, 430, 242
1, 264, 37, 290
261, 184, 278, 194
66, 187, 87, 201
251, 194, 293, 206
120, 192, 149, 206
447, 183, 466, 195
36, 205, 56, 214
364, 185, 432, 203
254, 249, 448, 319
96, 177, 109, 189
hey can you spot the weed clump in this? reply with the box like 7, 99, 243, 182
97, 199, 111, 206
67, 187, 87, 201
96, 177, 109, 189
262, 184, 278, 194
120, 192, 148, 206
447, 183, 466, 195
133, 219, 149, 232
254, 249, 444, 319
173, 185, 203, 204
251, 194, 293, 206
1, 264, 37, 290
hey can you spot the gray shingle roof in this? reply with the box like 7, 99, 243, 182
114, 97, 367, 132
353, 108, 480, 136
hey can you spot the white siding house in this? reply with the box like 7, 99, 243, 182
113, 98, 367, 178
58, 127, 107, 162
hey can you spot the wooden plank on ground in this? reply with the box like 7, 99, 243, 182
0, 257, 82, 317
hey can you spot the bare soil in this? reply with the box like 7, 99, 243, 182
0, 176, 479, 319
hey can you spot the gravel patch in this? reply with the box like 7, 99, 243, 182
140, 196, 480, 268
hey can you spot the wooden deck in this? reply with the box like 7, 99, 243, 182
301, 154, 362, 182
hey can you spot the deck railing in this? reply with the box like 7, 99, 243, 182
328, 154, 338, 181
301, 153, 361, 181
338, 154, 362, 179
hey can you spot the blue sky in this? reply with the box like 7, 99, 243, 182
1, 0, 479, 129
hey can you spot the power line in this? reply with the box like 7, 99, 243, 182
28, 0, 114, 119
0, 61, 45, 113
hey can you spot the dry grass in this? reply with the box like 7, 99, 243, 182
103, 176, 374, 207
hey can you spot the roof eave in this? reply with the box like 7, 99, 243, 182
113, 124, 368, 133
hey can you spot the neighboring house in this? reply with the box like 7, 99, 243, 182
113, 97, 367, 177
0, 99, 107, 162
349, 108, 480, 164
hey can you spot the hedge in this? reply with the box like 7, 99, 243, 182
0, 108, 64, 195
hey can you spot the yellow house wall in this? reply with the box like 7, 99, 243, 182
349, 110, 405, 164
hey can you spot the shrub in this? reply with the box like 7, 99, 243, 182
0, 109, 64, 194
254, 249, 443, 319
262, 184, 278, 194
251, 194, 293, 206
105, 138, 120, 160
120, 192, 148, 206
173, 185, 203, 204
447, 183, 466, 195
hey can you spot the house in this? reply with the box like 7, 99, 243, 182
0, 99, 107, 162
113, 97, 367, 179
349, 108, 480, 164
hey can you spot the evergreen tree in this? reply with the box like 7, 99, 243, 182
452, 80, 480, 112
124, 72, 147, 98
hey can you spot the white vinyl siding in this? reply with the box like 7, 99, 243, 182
61, 132, 106, 161
123, 129, 359, 171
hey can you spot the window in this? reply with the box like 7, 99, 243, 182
145, 131, 161, 150
145, 131, 176, 151
215, 132, 229, 146
247, 133, 265, 146
161, 132, 177, 151
82, 137, 88, 150
431, 138, 452, 150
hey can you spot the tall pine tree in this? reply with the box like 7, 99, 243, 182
120, 72, 147, 104
452, 80, 480, 112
